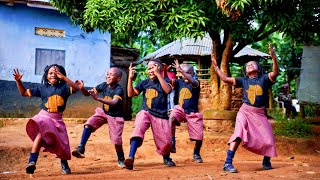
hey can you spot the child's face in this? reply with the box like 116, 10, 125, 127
181, 65, 194, 82
245, 61, 259, 75
106, 67, 121, 85
147, 61, 161, 80
47, 66, 59, 85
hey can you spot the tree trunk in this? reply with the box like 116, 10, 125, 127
210, 34, 233, 110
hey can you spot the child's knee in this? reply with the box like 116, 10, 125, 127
84, 125, 93, 130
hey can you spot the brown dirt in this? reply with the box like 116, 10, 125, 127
0, 118, 320, 180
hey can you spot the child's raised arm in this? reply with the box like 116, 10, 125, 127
211, 54, 234, 85
13, 68, 28, 96
153, 63, 172, 94
54, 66, 79, 91
268, 44, 279, 81
172, 60, 199, 87
91, 93, 121, 106
127, 63, 140, 97
75, 80, 91, 96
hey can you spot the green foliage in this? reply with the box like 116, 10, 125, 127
130, 64, 148, 117
270, 109, 314, 138
303, 103, 320, 118
251, 33, 303, 97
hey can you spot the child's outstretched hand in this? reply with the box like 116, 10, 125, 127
128, 63, 136, 80
269, 43, 276, 59
13, 68, 23, 81
91, 93, 100, 101
75, 80, 84, 89
172, 59, 182, 72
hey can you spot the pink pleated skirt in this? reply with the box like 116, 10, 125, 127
229, 103, 277, 157
26, 110, 71, 160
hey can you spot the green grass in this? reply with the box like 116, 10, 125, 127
269, 109, 314, 138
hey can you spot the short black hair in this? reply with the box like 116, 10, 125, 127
149, 58, 163, 69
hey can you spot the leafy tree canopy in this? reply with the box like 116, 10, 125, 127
51, 0, 319, 48
50, 0, 319, 110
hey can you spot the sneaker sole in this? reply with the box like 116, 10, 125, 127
124, 158, 134, 170
61, 169, 71, 175
71, 149, 85, 158
223, 168, 237, 173
118, 164, 126, 168
193, 159, 203, 163
26, 164, 36, 174
263, 167, 273, 170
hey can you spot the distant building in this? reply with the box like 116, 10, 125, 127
0, 2, 112, 118
0, 1, 111, 87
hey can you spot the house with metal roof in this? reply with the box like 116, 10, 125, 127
139, 34, 270, 111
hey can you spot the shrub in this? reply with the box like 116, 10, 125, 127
270, 109, 314, 138
131, 64, 148, 118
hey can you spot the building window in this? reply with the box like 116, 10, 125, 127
35, 48, 65, 75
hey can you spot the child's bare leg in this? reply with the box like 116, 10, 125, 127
169, 116, 177, 153
229, 138, 241, 152
115, 145, 125, 168
26, 133, 42, 174
31, 133, 43, 153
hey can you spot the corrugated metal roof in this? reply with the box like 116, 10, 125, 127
140, 34, 269, 62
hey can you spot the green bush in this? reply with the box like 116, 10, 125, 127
270, 109, 314, 138
303, 102, 320, 118
131, 64, 148, 118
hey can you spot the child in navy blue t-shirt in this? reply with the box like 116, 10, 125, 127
212, 44, 279, 173
72, 67, 126, 168
124, 59, 175, 170
13, 64, 79, 175
170, 60, 204, 163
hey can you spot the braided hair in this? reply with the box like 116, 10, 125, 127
41, 64, 67, 86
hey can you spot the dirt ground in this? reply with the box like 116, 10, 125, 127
0, 118, 320, 180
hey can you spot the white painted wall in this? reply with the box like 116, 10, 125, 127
0, 4, 111, 87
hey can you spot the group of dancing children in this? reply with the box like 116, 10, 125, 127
13, 44, 278, 175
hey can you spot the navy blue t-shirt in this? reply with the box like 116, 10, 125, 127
174, 79, 200, 114
94, 82, 123, 117
135, 78, 171, 119
27, 83, 76, 112
235, 73, 273, 107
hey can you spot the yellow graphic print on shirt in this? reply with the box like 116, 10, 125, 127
145, 89, 158, 109
179, 88, 192, 107
45, 95, 64, 112
103, 96, 112, 112
246, 85, 263, 105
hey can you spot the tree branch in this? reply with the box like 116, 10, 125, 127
232, 42, 247, 57
254, 26, 280, 42
254, 20, 267, 37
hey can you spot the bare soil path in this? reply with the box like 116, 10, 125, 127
0, 118, 319, 179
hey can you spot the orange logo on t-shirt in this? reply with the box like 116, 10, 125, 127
145, 89, 158, 109
246, 85, 263, 105
104, 96, 113, 112
179, 88, 192, 106
45, 95, 64, 112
